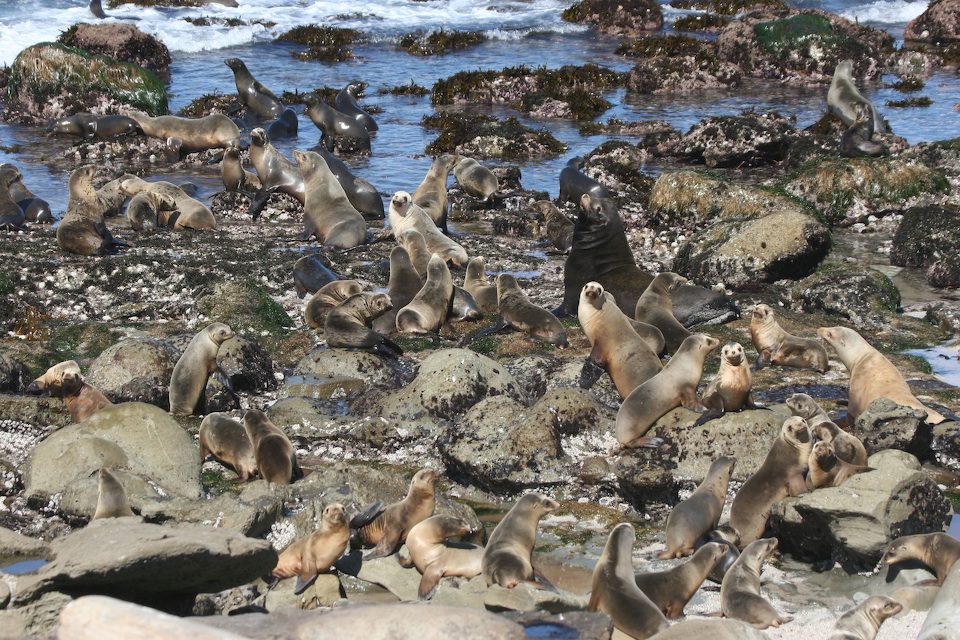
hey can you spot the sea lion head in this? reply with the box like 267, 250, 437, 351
250, 127, 268, 147
322, 502, 347, 526
0, 164, 21, 187
745, 537, 778, 564
881, 535, 919, 566
224, 57, 244, 72
720, 342, 745, 367
410, 468, 440, 495
782, 415, 811, 445
812, 440, 837, 468
205, 322, 235, 346
367, 292, 394, 318
390, 191, 413, 217
656, 272, 688, 293
466, 257, 488, 283
495, 273, 520, 298
862, 595, 903, 623
302, 93, 321, 108
818, 326, 848, 349
581, 281, 604, 305
751, 303, 774, 325
607, 522, 636, 560
346, 80, 369, 97
579, 193, 608, 225
834, 59, 854, 80
812, 421, 837, 443
786, 393, 816, 418
517, 492, 560, 517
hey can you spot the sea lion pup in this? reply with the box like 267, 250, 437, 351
720, 537, 792, 629
293, 254, 340, 297
168, 322, 234, 416
304, 279, 363, 329
396, 255, 453, 335
634, 272, 691, 355
531, 199, 574, 253
828, 59, 887, 134
221, 147, 262, 193
807, 441, 873, 489
882, 532, 960, 586
827, 595, 902, 640
399, 514, 484, 600
372, 246, 422, 334
615, 334, 719, 449
588, 523, 670, 638
325, 292, 403, 358
302, 93, 371, 154
335, 80, 379, 132
412, 154, 458, 232
121, 109, 241, 153
312, 146, 384, 219
464, 257, 499, 314
578, 281, 662, 398
750, 304, 828, 372
249, 128, 305, 202
819, 326, 946, 424
224, 58, 284, 120
0, 165, 26, 231
454, 156, 500, 202
696, 342, 758, 426
840, 101, 889, 158
272, 503, 350, 594
57, 165, 130, 256
636, 541, 730, 619
351, 468, 440, 559
26, 360, 114, 423
389, 191, 468, 267
120, 176, 217, 231
397, 228, 432, 278
92, 467, 135, 520
728, 416, 812, 548
495, 274, 569, 347
243, 408, 303, 484
3, 164, 52, 223
294, 150, 367, 248
198, 412, 257, 482
659, 456, 737, 559
482, 493, 560, 589
788, 393, 868, 464
126, 191, 176, 232
558, 156, 610, 205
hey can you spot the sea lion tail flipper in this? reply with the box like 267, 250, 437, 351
578, 357, 606, 390
418, 565, 445, 600
265, 575, 281, 590
531, 569, 559, 592
693, 394, 724, 426
249, 185, 279, 220
379, 337, 404, 358
350, 500, 385, 529
622, 435, 664, 449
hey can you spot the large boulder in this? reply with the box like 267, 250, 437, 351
216, 335, 276, 393
905, 0, 960, 43
626, 51, 741, 95
661, 113, 798, 168
789, 264, 900, 330
561, 0, 663, 36
292, 348, 409, 390
851, 398, 933, 458
58, 23, 171, 80
890, 205, 960, 288
86, 337, 179, 408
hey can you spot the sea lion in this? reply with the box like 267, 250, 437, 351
224, 58, 284, 120
785, 392, 832, 428
918, 557, 960, 640
249, 128, 305, 202
615, 334, 719, 449
292, 254, 340, 297
89, 0, 107, 19
496, 274, 568, 346
464, 257, 499, 314
2, 164, 52, 223
221, 147, 262, 193
827, 595, 903, 640
26, 360, 113, 423
450, 286, 482, 323
720, 537, 792, 629
454, 156, 499, 202
265, 106, 299, 140
372, 246, 422, 334
750, 304, 828, 373
819, 325, 946, 424
47, 113, 97, 138
324, 292, 403, 358
303, 93, 371, 154
840, 101, 889, 158
397, 228, 432, 278
814, 420, 868, 467
637, 618, 769, 640
636, 541, 730, 619
578, 281, 662, 398
412, 155, 458, 232
401, 514, 484, 600
558, 156, 610, 205
272, 503, 350, 594
396, 254, 453, 335
531, 199, 574, 253
92, 467, 135, 519
827, 60, 887, 134
198, 412, 257, 482
242, 408, 303, 484
388, 191, 468, 267
168, 322, 234, 416
0, 165, 26, 231
659, 456, 737, 559
294, 149, 367, 248
47, 114, 140, 140
588, 522, 670, 638
122, 109, 241, 153
634, 272, 692, 355
696, 342, 757, 426
807, 440, 873, 489
482, 493, 560, 589
126, 191, 176, 232
95, 173, 137, 218
120, 176, 217, 231
352, 468, 439, 559
304, 279, 363, 329
728, 416, 812, 548
312, 146, 384, 219
335, 80, 379, 132
882, 532, 960, 586
57, 165, 130, 256
696, 529, 741, 584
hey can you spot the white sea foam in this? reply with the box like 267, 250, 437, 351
837, 0, 928, 25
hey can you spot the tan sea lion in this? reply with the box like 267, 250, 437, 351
615, 334, 719, 449
636, 541, 730, 619
588, 522, 670, 638
126, 191, 176, 232
351, 468, 439, 559
412, 154, 457, 231
92, 467, 135, 520
750, 304, 828, 372
814, 421, 869, 467
659, 456, 736, 559
324, 292, 403, 358
335, 80, 378, 132
121, 109, 241, 153
721, 537, 792, 629
249, 127, 305, 202
198, 412, 257, 482
397, 228, 432, 278
372, 246, 422, 334
531, 199, 574, 253
818, 326, 945, 424
696, 342, 757, 426
634, 272, 691, 355
221, 147, 262, 193
496, 274, 568, 346
243, 408, 303, 484
827, 595, 902, 640
827, 60, 887, 134
389, 191, 468, 267
26, 360, 113, 423
168, 322, 234, 416
304, 279, 363, 329
57, 165, 129, 255
294, 150, 367, 248
272, 503, 350, 594
120, 176, 217, 231
482, 493, 560, 589
882, 532, 960, 586
312, 145, 383, 219
400, 514, 484, 600
728, 416, 812, 548
454, 156, 499, 202
807, 440, 873, 489
396, 254, 453, 335
464, 257, 498, 313
785, 392, 832, 429
578, 281, 662, 398
224, 58, 284, 120
303, 93, 371, 154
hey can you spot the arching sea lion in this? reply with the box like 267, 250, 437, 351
198, 412, 257, 482
351, 468, 439, 559
482, 493, 559, 589
659, 456, 736, 559
412, 155, 457, 231
294, 150, 367, 248
828, 59, 887, 134
388, 191, 468, 267
400, 514, 484, 600
272, 503, 349, 594
335, 80, 378, 132
720, 537, 792, 629
243, 408, 303, 484
224, 58, 283, 120
750, 304, 828, 372
325, 292, 403, 358
168, 322, 234, 416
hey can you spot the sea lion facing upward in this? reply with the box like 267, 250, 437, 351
311, 145, 384, 219
294, 149, 367, 248
396, 228, 432, 278
224, 58, 284, 120
840, 101, 889, 158
463, 257, 499, 314
696, 342, 757, 426
659, 456, 736, 560
304, 279, 363, 329
588, 522, 670, 638
634, 272, 691, 355
351, 468, 439, 559
750, 304, 828, 373
324, 292, 403, 359
482, 493, 560, 589
558, 156, 610, 205
92, 467, 135, 519
168, 322, 234, 416
496, 274, 568, 347
249, 127, 305, 202
720, 537, 792, 629
335, 80, 378, 132
827, 60, 887, 134
303, 93, 371, 154
243, 408, 303, 484
198, 412, 257, 482
882, 532, 960, 586
615, 334, 719, 449
827, 595, 902, 640
396, 254, 453, 335
818, 326, 946, 424
454, 156, 500, 202
57, 165, 130, 256
272, 503, 350, 594
26, 360, 113, 423
221, 147, 262, 193
636, 541, 730, 619
388, 191, 468, 266
400, 514, 484, 600
412, 155, 458, 232
121, 109, 241, 153
807, 440, 873, 489
372, 246, 422, 334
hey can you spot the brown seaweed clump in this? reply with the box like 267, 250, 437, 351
422, 112, 566, 159
277, 24, 361, 62
397, 30, 486, 56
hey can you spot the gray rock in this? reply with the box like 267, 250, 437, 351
0, 591, 72, 638
293, 348, 410, 390
790, 264, 901, 330
430, 574, 488, 609
353, 555, 421, 601
0, 527, 49, 563
918, 551, 960, 640
0, 352, 30, 393
663, 114, 798, 168
217, 335, 276, 393
265, 572, 343, 611
484, 583, 589, 613
87, 337, 179, 409
0, 394, 77, 429
266, 396, 361, 439
852, 398, 932, 458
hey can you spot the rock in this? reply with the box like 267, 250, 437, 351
790, 265, 900, 330
0, 591, 72, 639
851, 398, 932, 458
484, 582, 589, 613
580, 141, 655, 203
24, 402, 202, 516
86, 337, 180, 409
562, 0, 664, 36
890, 205, 960, 288
3, 43, 167, 125
196, 281, 295, 337
905, 0, 960, 44
265, 572, 343, 611
58, 23, 172, 80
430, 574, 489, 609
626, 54, 741, 95
769, 449, 952, 566
660, 113, 798, 168
0, 352, 30, 393
0, 527, 50, 564
293, 348, 409, 390
932, 420, 960, 473
352, 554, 421, 601
918, 551, 960, 639
0, 395, 72, 429
216, 335, 276, 394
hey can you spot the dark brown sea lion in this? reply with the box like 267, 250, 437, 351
324, 292, 403, 358
335, 80, 378, 132
224, 58, 284, 120
482, 493, 559, 589
351, 468, 439, 559
292, 254, 341, 297
303, 93, 371, 154
249, 127, 305, 202
558, 156, 610, 205
265, 106, 299, 139
0, 165, 26, 232
2, 163, 51, 223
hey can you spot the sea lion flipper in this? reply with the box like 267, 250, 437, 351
621, 435, 664, 449
293, 571, 319, 595
350, 500, 385, 529
418, 564, 445, 600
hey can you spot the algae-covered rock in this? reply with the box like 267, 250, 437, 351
891, 204, 960, 288
905, 0, 960, 43
57, 22, 171, 80
423, 113, 566, 159
662, 113, 798, 168
397, 30, 486, 56
790, 264, 900, 329
562, 0, 664, 36
196, 280, 294, 336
